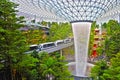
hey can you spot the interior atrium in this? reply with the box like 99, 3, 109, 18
1, 0, 120, 80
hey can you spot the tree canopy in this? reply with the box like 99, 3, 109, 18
91, 20, 120, 80
48, 22, 73, 41
0, 0, 38, 80
30, 51, 71, 80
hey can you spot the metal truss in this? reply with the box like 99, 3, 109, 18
97, 4, 120, 22
11, 0, 120, 22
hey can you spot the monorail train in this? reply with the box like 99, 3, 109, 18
25, 44, 38, 53
55, 40, 64, 46
64, 38, 74, 43
29, 44, 38, 51
28, 38, 74, 52
38, 42, 55, 51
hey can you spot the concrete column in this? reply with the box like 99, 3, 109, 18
72, 22, 91, 76
60, 50, 63, 57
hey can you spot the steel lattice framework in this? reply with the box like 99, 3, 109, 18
11, 0, 120, 22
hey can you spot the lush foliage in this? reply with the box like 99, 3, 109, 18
91, 60, 108, 80
22, 29, 47, 44
102, 52, 120, 80
91, 53, 120, 80
48, 22, 73, 41
0, 0, 73, 80
31, 51, 71, 80
0, 0, 39, 80
22, 22, 73, 45
105, 20, 120, 59
91, 20, 120, 80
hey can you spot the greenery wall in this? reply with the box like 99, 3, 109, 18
0, 0, 72, 80
91, 20, 120, 80
48, 22, 73, 42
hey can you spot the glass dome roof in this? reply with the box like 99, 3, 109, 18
11, 0, 120, 22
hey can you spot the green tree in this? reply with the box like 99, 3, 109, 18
105, 20, 120, 59
91, 60, 108, 80
48, 22, 73, 41
22, 29, 46, 44
106, 20, 120, 36
17, 54, 39, 80
102, 53, 120, 80
91, 20, 120, 80
35, 52, 71, 80
105, 32, 120, 58
0, 0, 38, 80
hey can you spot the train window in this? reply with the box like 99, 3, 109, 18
57, 41, 64, 45
48, 43, 55, 47
55, 40, 64, 46
42, 45, 45, 48
29, 45, 38, 51
42, 42, 55, 49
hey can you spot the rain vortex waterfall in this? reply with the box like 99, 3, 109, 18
72, 22, 91, 76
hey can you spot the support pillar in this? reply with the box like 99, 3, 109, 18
60, 50, 63, 57
72, 22, 91, 76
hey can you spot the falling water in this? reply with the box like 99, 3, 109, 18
72, 22, 91, 76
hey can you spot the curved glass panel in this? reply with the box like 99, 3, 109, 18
11, 0, 120, 22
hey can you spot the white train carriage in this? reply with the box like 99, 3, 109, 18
38, 42, 55, 51
55, 40, 64, 46
29, 44, 38, 51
